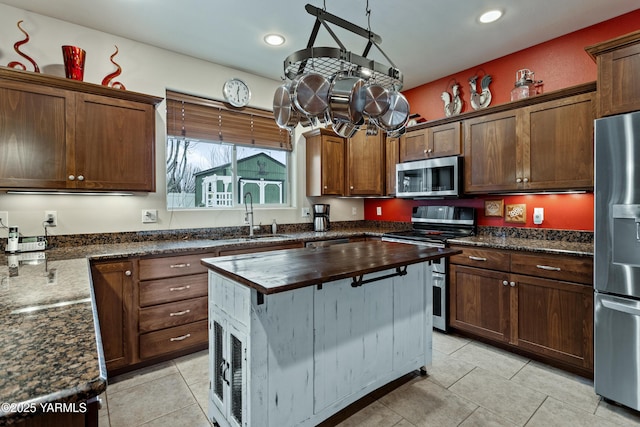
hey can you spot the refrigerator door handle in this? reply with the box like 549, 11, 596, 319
602, 298, 640, 316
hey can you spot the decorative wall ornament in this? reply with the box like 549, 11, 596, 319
469, 73, 492, 110
484, 199, 504, 217
505, 204, 526, 223
101, 45, 126, 90
441, 80, 463, 117
7, 20, 40, 72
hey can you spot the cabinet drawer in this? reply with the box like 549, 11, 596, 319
511, 253, 593, 284
139, 253, 213, 280
449, 247, 510, 271
139, 320, 208, 359
139, 296, 208, 333
139, 274, 207, 307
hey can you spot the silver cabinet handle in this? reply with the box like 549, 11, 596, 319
516, 178, 522, 183
536, 265, 561, 271
170, 263, 191, 268
502, 280, 509, 286
124, 270, 132, 276
77, 175, 85, 181
169, 285, 191, 291
169, 333, 191, 342
169, 309, 191, 317
468, 256, 487, 261
68, 175, 75, 181
523, 177, 529, 183
510, 281, 516, 287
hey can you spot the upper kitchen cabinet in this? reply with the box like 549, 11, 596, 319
305, 128, 345, 196
399, 122, 461, 162
305, 127, 386, 197
0, 67, 162, 191
464, 84, 595, 193
345, 129, 384, 196
586, 29, 640, 117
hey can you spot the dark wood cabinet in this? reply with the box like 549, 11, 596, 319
399, 122, 461, 163
305, 127, 385, 196
586, 29, 640, 117
346, 129, 384, 196
450, 264, 511, 343
0, 67, 161, 191
305, 128, 345, 196
385, 135, 399, 195
449, 245, 594, 376
91, 260, 136, 372
464, 91, 595, 193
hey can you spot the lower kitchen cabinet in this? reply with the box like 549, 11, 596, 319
91, 260, 136, 372
449, 246, 594, 376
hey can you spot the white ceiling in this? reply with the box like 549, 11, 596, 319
1, 0, 637, 90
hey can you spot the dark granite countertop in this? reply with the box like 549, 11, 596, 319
448, 235, 594, 257
0, 228, 393, 425
0, 225, 592, 424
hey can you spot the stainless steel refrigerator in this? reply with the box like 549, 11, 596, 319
594, 110, 640, 411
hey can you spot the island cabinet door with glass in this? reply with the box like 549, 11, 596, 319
207, 261, 432, 427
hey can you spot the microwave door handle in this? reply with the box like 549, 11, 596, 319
602, 299, 640, 317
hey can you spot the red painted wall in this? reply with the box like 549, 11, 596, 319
364, 9, 640, 231
365, 193, 594, 231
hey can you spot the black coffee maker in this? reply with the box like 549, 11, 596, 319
313, 204, 330, 232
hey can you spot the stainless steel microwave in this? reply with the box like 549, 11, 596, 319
396, 156, 462, 198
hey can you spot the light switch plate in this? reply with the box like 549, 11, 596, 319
142, 209, 158, 223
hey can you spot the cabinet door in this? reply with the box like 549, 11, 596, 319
429, 122, 461, 157
91, 260, 136, 372
210, 312, 246, 427
463, 110, 520, 193
399, 128, 428, 162
385, 136, 399, 195
0, 80, 74, 189
321, 134, 345, 195
75, 93, 155, 191
346, 129, 384, 195
598, 41, 640, 117
512, 274, 593, 370
525, 93, 595, 190
449, 265, 510, 343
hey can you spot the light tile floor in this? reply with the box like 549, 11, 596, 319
99, 331, 640, 426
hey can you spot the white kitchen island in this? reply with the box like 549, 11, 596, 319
201, 241, 461, 427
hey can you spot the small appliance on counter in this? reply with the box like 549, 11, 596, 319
313, 204, 330, 232
6, 226, 19, 253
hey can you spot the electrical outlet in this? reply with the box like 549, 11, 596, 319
45, 211, 57, 227
533, 207, 544, 225
301, 207, 310, 218
142, 209, 158, 223
0, 211, 8, 228
376, 206, 382, 216
352, 207, 357, 216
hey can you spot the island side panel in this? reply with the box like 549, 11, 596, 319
393, 263, 433, 371
255, 286, 315, 427
313, 273, 394, 414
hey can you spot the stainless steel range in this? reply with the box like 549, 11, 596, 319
382, 206, 476, 332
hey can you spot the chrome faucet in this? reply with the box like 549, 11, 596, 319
244, 192, 255, 238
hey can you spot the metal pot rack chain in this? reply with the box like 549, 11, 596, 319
283, 3, 404, 90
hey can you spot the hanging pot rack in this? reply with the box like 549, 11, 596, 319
283, 4, 403, 90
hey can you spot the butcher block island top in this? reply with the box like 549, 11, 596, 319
201, 240, 461, 294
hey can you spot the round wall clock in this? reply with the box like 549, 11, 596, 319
223, 78, 251, 107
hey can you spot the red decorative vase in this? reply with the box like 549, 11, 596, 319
62, 45, 86, 81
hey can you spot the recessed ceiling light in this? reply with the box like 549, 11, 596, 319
264, 33, 285, 46
479, 9, 503, 24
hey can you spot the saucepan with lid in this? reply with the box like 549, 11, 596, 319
328, 73, 366, 125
